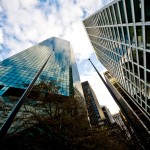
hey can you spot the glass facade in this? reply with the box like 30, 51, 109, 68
0, 37, 77, 96
0, 37, 83, 131
83, 0, 150, 119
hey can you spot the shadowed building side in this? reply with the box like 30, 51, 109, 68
81, 81, 106, 126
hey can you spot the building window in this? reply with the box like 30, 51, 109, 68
131, 48, 137, 63
95, 14, 100, 26
129, 26, 135, 45
118, 27, 123, 42
133, 0, 142, 22
145, 0, 150, 22
139, 67, 144, 81
145, 26, 150, 49
125, 0, 133, 23
134, 64, 138, 76
136, 26, 143, 48
104, 9, 109, 25
114, 3, 120, 24
123, 26, 129, 43
114, 27, 119, 41
110, 6, 115, 24
106, 8, 112, 25
147, 107, 150, 113
146, 52, 150, 70
146, 71, 150, 83
138, 49, 144, 67
119, 0, 126, 23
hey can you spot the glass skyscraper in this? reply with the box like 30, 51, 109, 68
0, 37, 81, 96
0, 37, 84, 132
83, 0, 150, 147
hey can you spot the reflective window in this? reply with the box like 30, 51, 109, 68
147, 71, 150, 83
121, 44, 126, 55
145, 26, 150, 49
114, 27, 119, 41
118, 27, 123, 42
104, 9, 109, 25
119, 0, 126, 23
136, 26, 143, 48
123, 26, 129, 43
108, 27, 112, 40
132, 48, 137, 63
111, 27, 115, 40
146, 52, 150, 70
106, 8, 112, 25
110, 5, 115, 24
93, 15, 99, 26
145, 0, 150, 21
125, 0, 133, 23
100, 12, 104, 25
133, 0, 141, 22
128, 61, 133, 73
139, 67, 144, 81
134, 64, 138, 76
138, 49, 144, 66
114, 3, 120, 24
129, 26, 135, 45
101, 11, 106, 25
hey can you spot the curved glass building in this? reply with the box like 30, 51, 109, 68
83, 0, 150, 147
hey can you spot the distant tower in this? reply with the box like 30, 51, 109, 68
81, 81, 106, 126
101, 105, 115, 124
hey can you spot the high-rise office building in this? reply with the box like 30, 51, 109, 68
83, 0, 150, 147
0, 37, 82, 97
101, 105, 115, 124
81, 81, 106, 126
0, 37, 84, 132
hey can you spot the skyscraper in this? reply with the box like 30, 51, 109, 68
0, 37, 84, 133
0, 37, 82, 97
81, 81, 106, 126
83, 0, 150, 147
101, 105, 115, 124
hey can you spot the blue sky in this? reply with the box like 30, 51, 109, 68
0, 0, 119, 114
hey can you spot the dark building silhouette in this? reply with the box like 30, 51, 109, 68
81, 81, 106, 126
101, 105, 115, 124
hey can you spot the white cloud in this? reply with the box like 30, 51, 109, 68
0, 0, 107, 60
0, 0, 119, 114
0, 29, 4, 43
